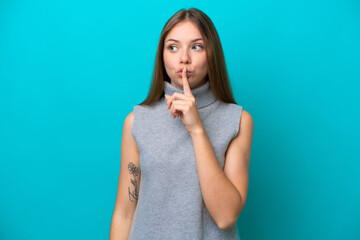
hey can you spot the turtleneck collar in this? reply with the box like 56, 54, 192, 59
163, 80, 217, 109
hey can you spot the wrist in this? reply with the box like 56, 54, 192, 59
189, 125, 206, 137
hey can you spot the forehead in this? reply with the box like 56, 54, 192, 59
165, 21, 203, 42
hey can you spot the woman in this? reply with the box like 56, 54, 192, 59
110, 8, 253, 240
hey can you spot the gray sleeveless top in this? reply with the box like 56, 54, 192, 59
129, 80, 243, 240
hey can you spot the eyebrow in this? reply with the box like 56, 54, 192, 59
165, 38, 203, 43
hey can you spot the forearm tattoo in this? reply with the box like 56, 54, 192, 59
128, 162, 140, 202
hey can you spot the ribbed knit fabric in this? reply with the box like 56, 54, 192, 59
128, 80, 243, 240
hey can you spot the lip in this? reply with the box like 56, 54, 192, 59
178, 72, 191, 77
177, 68, 191, 73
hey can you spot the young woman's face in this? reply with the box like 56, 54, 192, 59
163, 21, 208, 89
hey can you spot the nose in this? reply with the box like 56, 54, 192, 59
180, 49, 191, 64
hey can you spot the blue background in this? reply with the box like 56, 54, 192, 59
1, 0, 359, 239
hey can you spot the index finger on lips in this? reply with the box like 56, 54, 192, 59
182, 66, 192, 96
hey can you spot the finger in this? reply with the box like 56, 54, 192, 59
170, 100, 190, 111
169, 99, 189, 118
173, 110, 181, 118
170, 103, 190, 118
165, 94, 172, 109
182, 66, 192, 96
166, 92, 191, 109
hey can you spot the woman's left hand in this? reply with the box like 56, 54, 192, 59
165, 66, 204, 135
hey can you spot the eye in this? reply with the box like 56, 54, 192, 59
193, 44, 203, 50
168, 45, 177, 51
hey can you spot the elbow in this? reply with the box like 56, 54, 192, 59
216, 192, 244, 230
217, 219, 237, 230
216, 202, 243, 230
217, 216, 238, 230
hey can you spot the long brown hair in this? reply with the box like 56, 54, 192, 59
139, 8, 237, 105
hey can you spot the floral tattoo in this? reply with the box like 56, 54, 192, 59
128, 162, 140, 202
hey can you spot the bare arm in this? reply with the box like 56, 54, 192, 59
190, 110, 253, 230
110, 111, 141, 240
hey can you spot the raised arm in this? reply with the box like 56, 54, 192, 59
110, 111, 140, 240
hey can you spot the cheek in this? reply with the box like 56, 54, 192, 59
163, 52, 169, 68
198, 56, 208, 73
163, 52, 174, 70
163, 53, 176, 79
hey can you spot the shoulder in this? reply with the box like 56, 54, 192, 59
238, 109, 254, 137
132, 101, 164, 114
123, 110, 140, 147
123, 111, 134, 131
125, 110, 134, 123
241, 110, 253, 125
215, 101, 242, 115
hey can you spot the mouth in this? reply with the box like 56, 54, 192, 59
178, 71, 191, 77
177, 68, 191, 74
